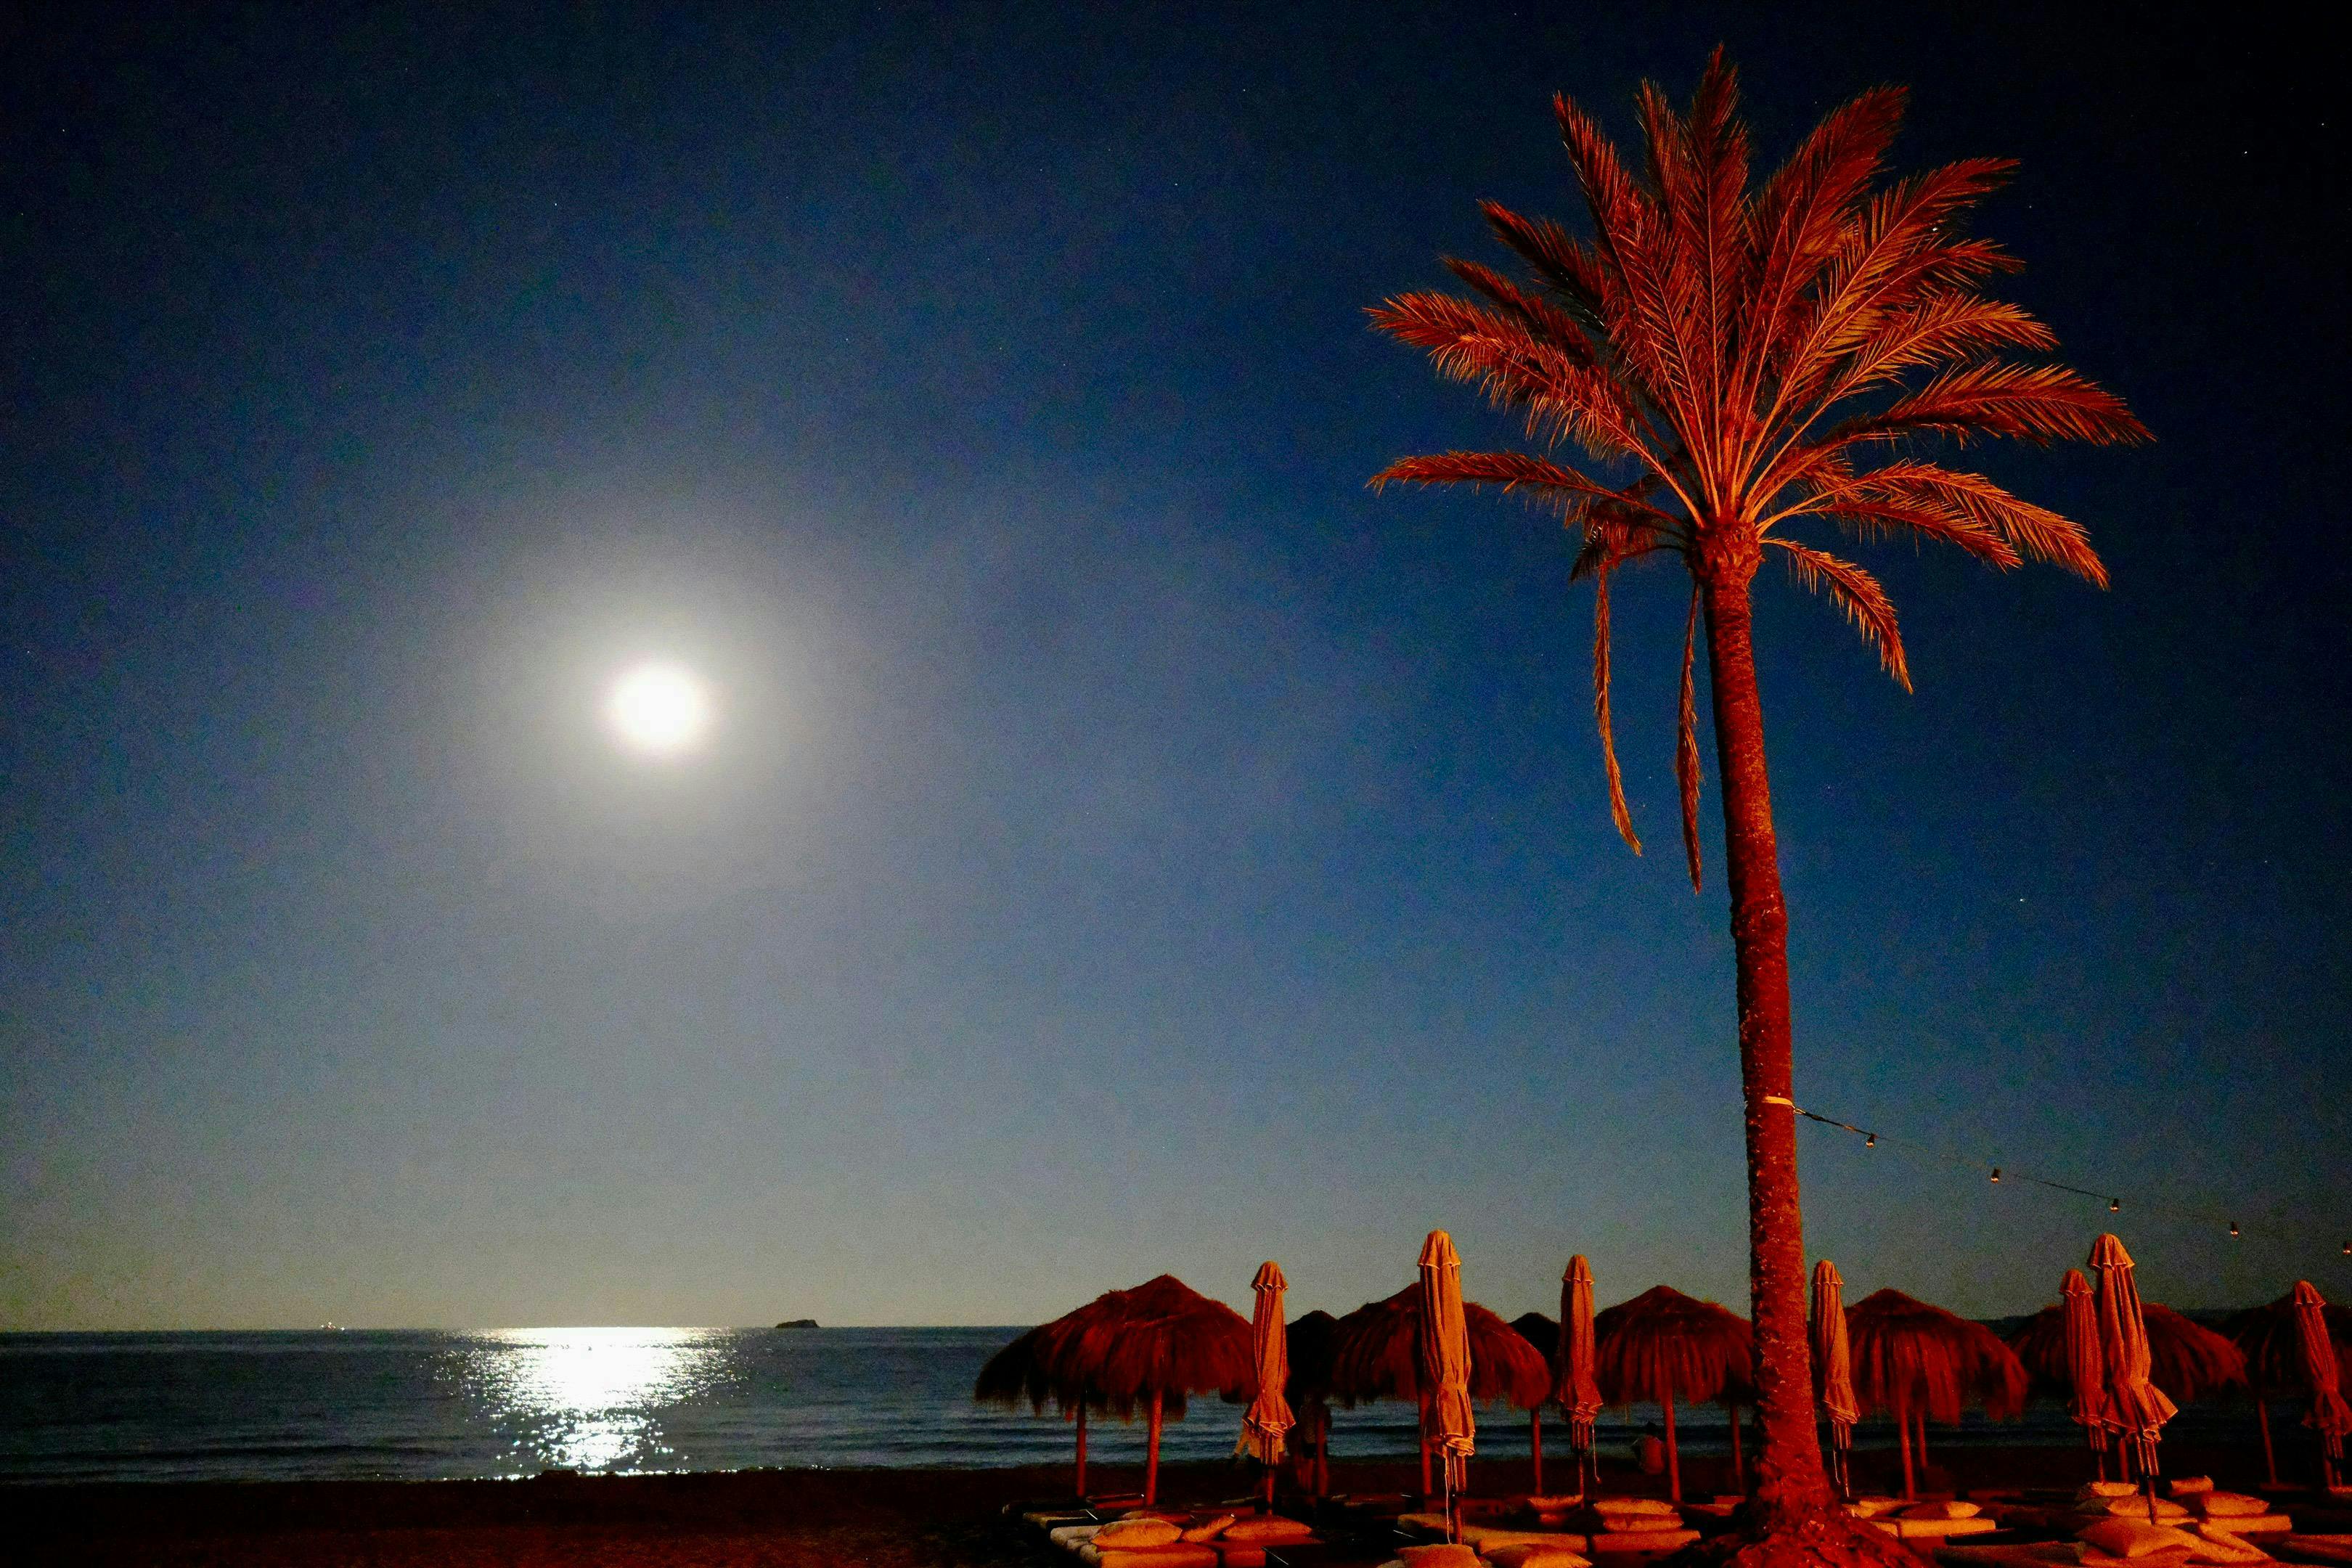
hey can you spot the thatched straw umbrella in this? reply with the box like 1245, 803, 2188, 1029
1593, 1284, 1753, 1503
1511, 1310, 1560, 1494
2229, 1289, 2352, 1487
1038, 1274, 1253, 1506
976, 1321, 1098, 1494
1287, 1309, 1339, 1498
1328, 1282, 1549, 1495
1238, 1262, 1296, 1510
2011, 1299, 2245, 1409
1845, 1287, 2028, 1498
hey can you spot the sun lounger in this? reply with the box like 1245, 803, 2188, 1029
2276, 1538, 2352, 1567
1584, 1527, 1703, 1555
1871, 1518, 2003, 1542
1079, 1545, 1222, 1568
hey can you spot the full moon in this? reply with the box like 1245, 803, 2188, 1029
605, 662, 712, 756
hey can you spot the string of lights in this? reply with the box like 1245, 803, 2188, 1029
1781, 1098, 2352, 1260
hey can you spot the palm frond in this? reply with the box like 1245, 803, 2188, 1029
1368, 292, 1651, 458
1368, 450, 1675, 529
1591, 567, 1640, 853
1851, 461, 2106, 584
1479, 200, 1612, 330
1768, 539, 1911, 690
1844, 359, 2154, 451
1838, 359, 2150, 449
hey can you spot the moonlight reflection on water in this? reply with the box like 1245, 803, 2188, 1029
460, 1326, 732, 1472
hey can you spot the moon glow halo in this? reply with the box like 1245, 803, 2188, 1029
605, 662, 712, 756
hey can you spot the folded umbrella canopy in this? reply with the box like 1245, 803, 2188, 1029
2060, 1269, 2115, 1477
1238, 1262, 1297, 1507
1419, 1230, 1476, 1543
1560, 1256, 1605, 1499
1809, 1261, 1859, 1500
2292, 1281, 2351, 1489
2089, 1234, 2177, 1522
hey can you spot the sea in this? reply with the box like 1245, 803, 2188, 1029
0, 1327, 2266, 1485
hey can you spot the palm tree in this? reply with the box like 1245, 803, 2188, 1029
1370, 53, 2144, 1549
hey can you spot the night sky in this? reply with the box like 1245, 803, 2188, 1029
4, 5, 2345, 1331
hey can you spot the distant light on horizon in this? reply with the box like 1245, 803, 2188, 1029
605, 662, 713, 756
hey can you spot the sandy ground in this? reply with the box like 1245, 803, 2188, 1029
12, 1442, 2328, 1567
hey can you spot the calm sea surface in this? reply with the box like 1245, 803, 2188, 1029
0, 1328, 2263, 1485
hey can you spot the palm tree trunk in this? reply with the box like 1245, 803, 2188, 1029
1146, 1389, 1163, 1506
1700, 567, 1834, 1516
1075, 1404, 1089, 1498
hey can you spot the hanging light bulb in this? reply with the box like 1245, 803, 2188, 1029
1864, 1133, 1876, 1148
2228, 1221, 2239, 1238
1990, 1167, 2001, 1183
2110, 1198, 2122, 1213
2342, 1240, 2349, 1255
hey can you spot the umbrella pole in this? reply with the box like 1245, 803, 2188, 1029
1916, 1410, 1929, 1475
1530, 1408, 1543, 1496
1318, 1411, 1330, 1499
1727, 1402, 1743, 1493
1663, 1392, 1681, 1504
1898, 1402, 1915, 1500
1075, 1403, 1089, 1498
1145, 1389, 1163, 1507
2256, 1397, 2277, 1487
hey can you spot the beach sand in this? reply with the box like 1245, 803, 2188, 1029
14, 1441, 2310, 1566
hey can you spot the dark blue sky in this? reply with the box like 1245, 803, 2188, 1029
4, 4, 2345, 1329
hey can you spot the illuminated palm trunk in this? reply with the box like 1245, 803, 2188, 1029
1701, 563, 1835, 1516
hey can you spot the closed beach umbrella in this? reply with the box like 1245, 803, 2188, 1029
976, 1320, 1096, 1495
1561, 1256, 1605, 1498
1809, 1261, 1858, 1499
1326, 1281, 1549, 1495
2292, 1281, 2351, 1488
2088, 1234, 2176, 1517
1038, 1274, 1254, 1506
1419, 1230, 1476, 1541
1238, 1262, 1297, 1506
1286, 1309, 1339, 1498
1847, 1288, 2028, 1498
2226, 1289, 2352, 1486
1593, 1284, 1752, 1503
2057, 1270, 2112, 1477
